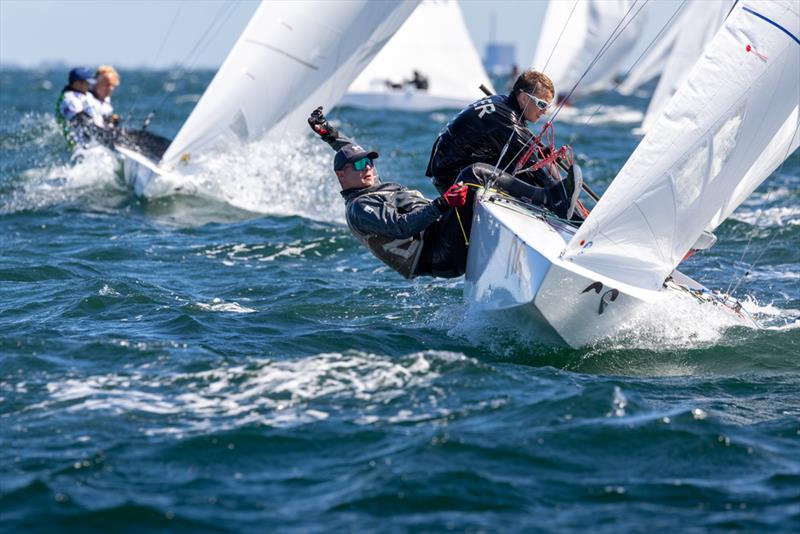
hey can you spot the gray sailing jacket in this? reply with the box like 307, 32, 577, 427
340, 183, 445, 279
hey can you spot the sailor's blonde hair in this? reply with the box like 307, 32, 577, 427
95, 65, 120, 85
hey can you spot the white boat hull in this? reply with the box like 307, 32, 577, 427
465, 194, 757, 348
116, 145, 196, 198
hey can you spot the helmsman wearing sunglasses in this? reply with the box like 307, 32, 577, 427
307, 107, 581, 280
426, 69, 566, 195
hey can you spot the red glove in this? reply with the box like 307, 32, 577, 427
443, 182, 468, 208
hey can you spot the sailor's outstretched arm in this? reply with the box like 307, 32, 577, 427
307, 106, 352, 151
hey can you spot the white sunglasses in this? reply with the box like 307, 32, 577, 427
523, 91, 551, 111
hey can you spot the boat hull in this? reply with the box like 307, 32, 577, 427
116, 146, 195, 198
465, 194, 757, 347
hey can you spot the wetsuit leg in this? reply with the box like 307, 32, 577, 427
456, 163, 547, 205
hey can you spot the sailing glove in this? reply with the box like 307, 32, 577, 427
307, 106, 339, 143
433, 182, 468, 212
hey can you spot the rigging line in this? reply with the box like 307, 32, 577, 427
542, 0, 580, 73
488, 0, 646, 193
493, 0, 651, 197
130, 0, 186, 119
580, 0, 688, 129
142, 0, 240, 126
182, 4, 240, 77
490, 0, 651, 178
726, 120, 800, 298
551, 0, 648, 124
488, 0, 645, 180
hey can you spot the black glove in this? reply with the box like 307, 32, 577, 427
307, 106, 339, 143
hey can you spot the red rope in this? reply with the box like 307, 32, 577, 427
514, 120, 573, 180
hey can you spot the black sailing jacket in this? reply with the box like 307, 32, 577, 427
425, 93, 556, 192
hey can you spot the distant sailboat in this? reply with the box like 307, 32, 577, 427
119, 0, 419, 197
530, 0, 647, 100
619, 0, 735, 132
467, 0, 799, 347
339, 0, 494, 111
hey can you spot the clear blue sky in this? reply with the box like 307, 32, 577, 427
0, 0, 681, 69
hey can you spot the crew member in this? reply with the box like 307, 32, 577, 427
308, 107, 580, 279
426, 69, 560, 192
88, 65, 120, 127
55, 67, 99, 147
408, 70, 429, 91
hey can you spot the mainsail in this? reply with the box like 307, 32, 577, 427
159, 0, 419, 168
341, 0, 493, 110
565, 0, 800, 291
531, 0, 647, 98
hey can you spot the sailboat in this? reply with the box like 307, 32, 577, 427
530, 0, 647, 100
338, 0, 494, 111
618, 0, 736, 132
117, 0, 419, 197
466, 0, 799, 347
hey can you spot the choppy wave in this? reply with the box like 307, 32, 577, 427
27, 351, 469, 437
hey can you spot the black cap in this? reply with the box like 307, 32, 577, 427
333, 143, 379, 171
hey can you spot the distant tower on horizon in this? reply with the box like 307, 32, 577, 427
482, 11, 516, 75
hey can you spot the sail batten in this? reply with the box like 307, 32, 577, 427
566, 0, 800, 291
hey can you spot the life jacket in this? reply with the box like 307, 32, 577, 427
54, 86, 75, 148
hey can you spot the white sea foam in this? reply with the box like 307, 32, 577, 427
195, 298, 256, 313
144, 134, 345, 224
4, 146, 124, 214
40, 351, 467, 436
730, 205, 800, 227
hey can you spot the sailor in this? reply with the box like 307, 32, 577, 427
426, 69, 563, 193
55, 67, 100, 147
408, 70, 429, 91
308, 107, 580, 279
87, 65, 120, 127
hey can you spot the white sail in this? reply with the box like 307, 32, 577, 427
639, 0, 734, 132
340, 0, 494, 110
160, 0, 419, 168
530, 0, 589, 94
616, 1, 688, 96
531, 0, 646, 98
565, 0, 800, 291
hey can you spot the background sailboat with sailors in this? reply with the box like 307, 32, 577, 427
117, 0, 420, 197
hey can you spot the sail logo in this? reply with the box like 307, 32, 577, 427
745, 44, 768, 61
575, 240, 593, 255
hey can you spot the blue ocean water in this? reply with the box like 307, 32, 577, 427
1, 68, 799, 533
